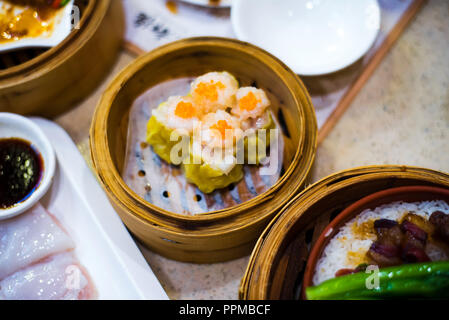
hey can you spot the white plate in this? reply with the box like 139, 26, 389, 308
0, 0, 74, 53
31, 118, 168, 300
232, 0, 381, 76
180, 0, 232, 8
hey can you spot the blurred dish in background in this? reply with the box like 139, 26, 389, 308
179, 0, 232, 8
232, 0, 381, 76
0, 0, 74, 53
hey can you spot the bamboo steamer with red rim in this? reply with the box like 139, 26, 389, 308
0, 0, 124, 117
239, 166, 449, 300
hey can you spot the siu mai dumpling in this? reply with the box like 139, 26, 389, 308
231, 87, 270, 121
232, 87, 274, 164
183, 146, 244, 194
147, 96, 201, 164
182, 110, 243, 193
190, 72, 239, 113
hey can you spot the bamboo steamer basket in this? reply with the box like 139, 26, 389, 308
239, 165, 449, 299
0, 0, 124, 117
90, 37, 317, 263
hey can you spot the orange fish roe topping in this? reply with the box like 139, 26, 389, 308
238, 91, 260, 112
194, 81, 226, 102
175, 101, 196, 119
211, 120, 233, 140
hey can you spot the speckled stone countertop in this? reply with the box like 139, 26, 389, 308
55, 0, 449, 299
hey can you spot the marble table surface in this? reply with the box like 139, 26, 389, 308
55, 0, 449, 299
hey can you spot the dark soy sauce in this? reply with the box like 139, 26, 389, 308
0, 138, 43, 209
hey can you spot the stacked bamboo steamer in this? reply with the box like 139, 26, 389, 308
239, 166, 449, 300
0, 0, 124, 117
90, 37, 318, 263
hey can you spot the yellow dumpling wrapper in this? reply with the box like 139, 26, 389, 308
242, 112, 275, 165
182, 154, 244, 194
146, 116, 185, 164
182, 145, 243, 193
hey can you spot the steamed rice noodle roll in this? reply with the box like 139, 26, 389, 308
232, 87, 274, 164
190, 72, 239, 113
146, 96, 200, 164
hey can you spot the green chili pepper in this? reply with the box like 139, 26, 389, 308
306, 261, 449, 300
339, 275, 449, 299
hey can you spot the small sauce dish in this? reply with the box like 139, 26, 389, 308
232, 0, 381, 76
0, 113, 55, 220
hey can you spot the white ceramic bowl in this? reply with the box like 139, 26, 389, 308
0, 113, 55, 220
232, 0, 381, 76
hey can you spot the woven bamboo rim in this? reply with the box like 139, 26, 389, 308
90, 37, 317, 263
0, 0, 124, 117
240, 165, 449, 299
